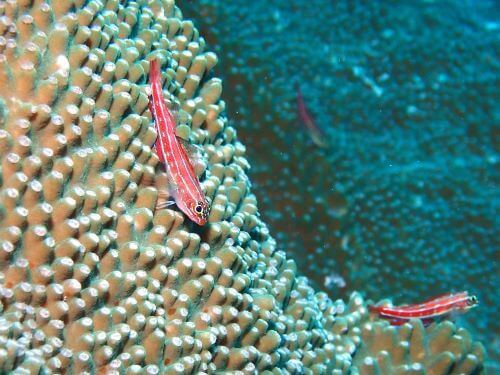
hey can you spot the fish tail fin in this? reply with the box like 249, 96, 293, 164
149, 58, 161, 82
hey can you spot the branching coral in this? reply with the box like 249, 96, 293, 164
0, 0, 488, 373
353, 320, 486, 374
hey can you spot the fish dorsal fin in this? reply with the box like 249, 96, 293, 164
168, 96, 192, 137
175, 135, 206, 176
171, 99, 181, 113
174, 122, 198, 158
176, 136, 202, 160
168, 99, 179, 118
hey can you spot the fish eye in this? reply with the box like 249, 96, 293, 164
195, 204, 203, 213
467, 296, 478, 306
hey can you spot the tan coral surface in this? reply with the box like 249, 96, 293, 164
0, 0, 485, 373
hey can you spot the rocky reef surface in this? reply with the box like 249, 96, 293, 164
0, 0, 489, 373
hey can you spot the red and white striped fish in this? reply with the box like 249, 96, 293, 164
296, 83, 329, 149
148, 58, 209, 225
369, 291, 478, 326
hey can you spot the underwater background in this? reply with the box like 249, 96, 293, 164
180, 0, 499, 369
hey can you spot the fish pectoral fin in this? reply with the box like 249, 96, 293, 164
166, 173, 180, 193
156, 189, 176, 210
156, 199, 176, 210
389, 318, 407, 326
159, 172, 179, 194
421, 318, 436, 327
154, 172, 179, 211
176, 136, 202, 158
157, 190, 171, 199
176, 136, 206, 176
155, 169, 179, 191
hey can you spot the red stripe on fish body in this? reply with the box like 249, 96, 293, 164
149, 59, 209, 225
